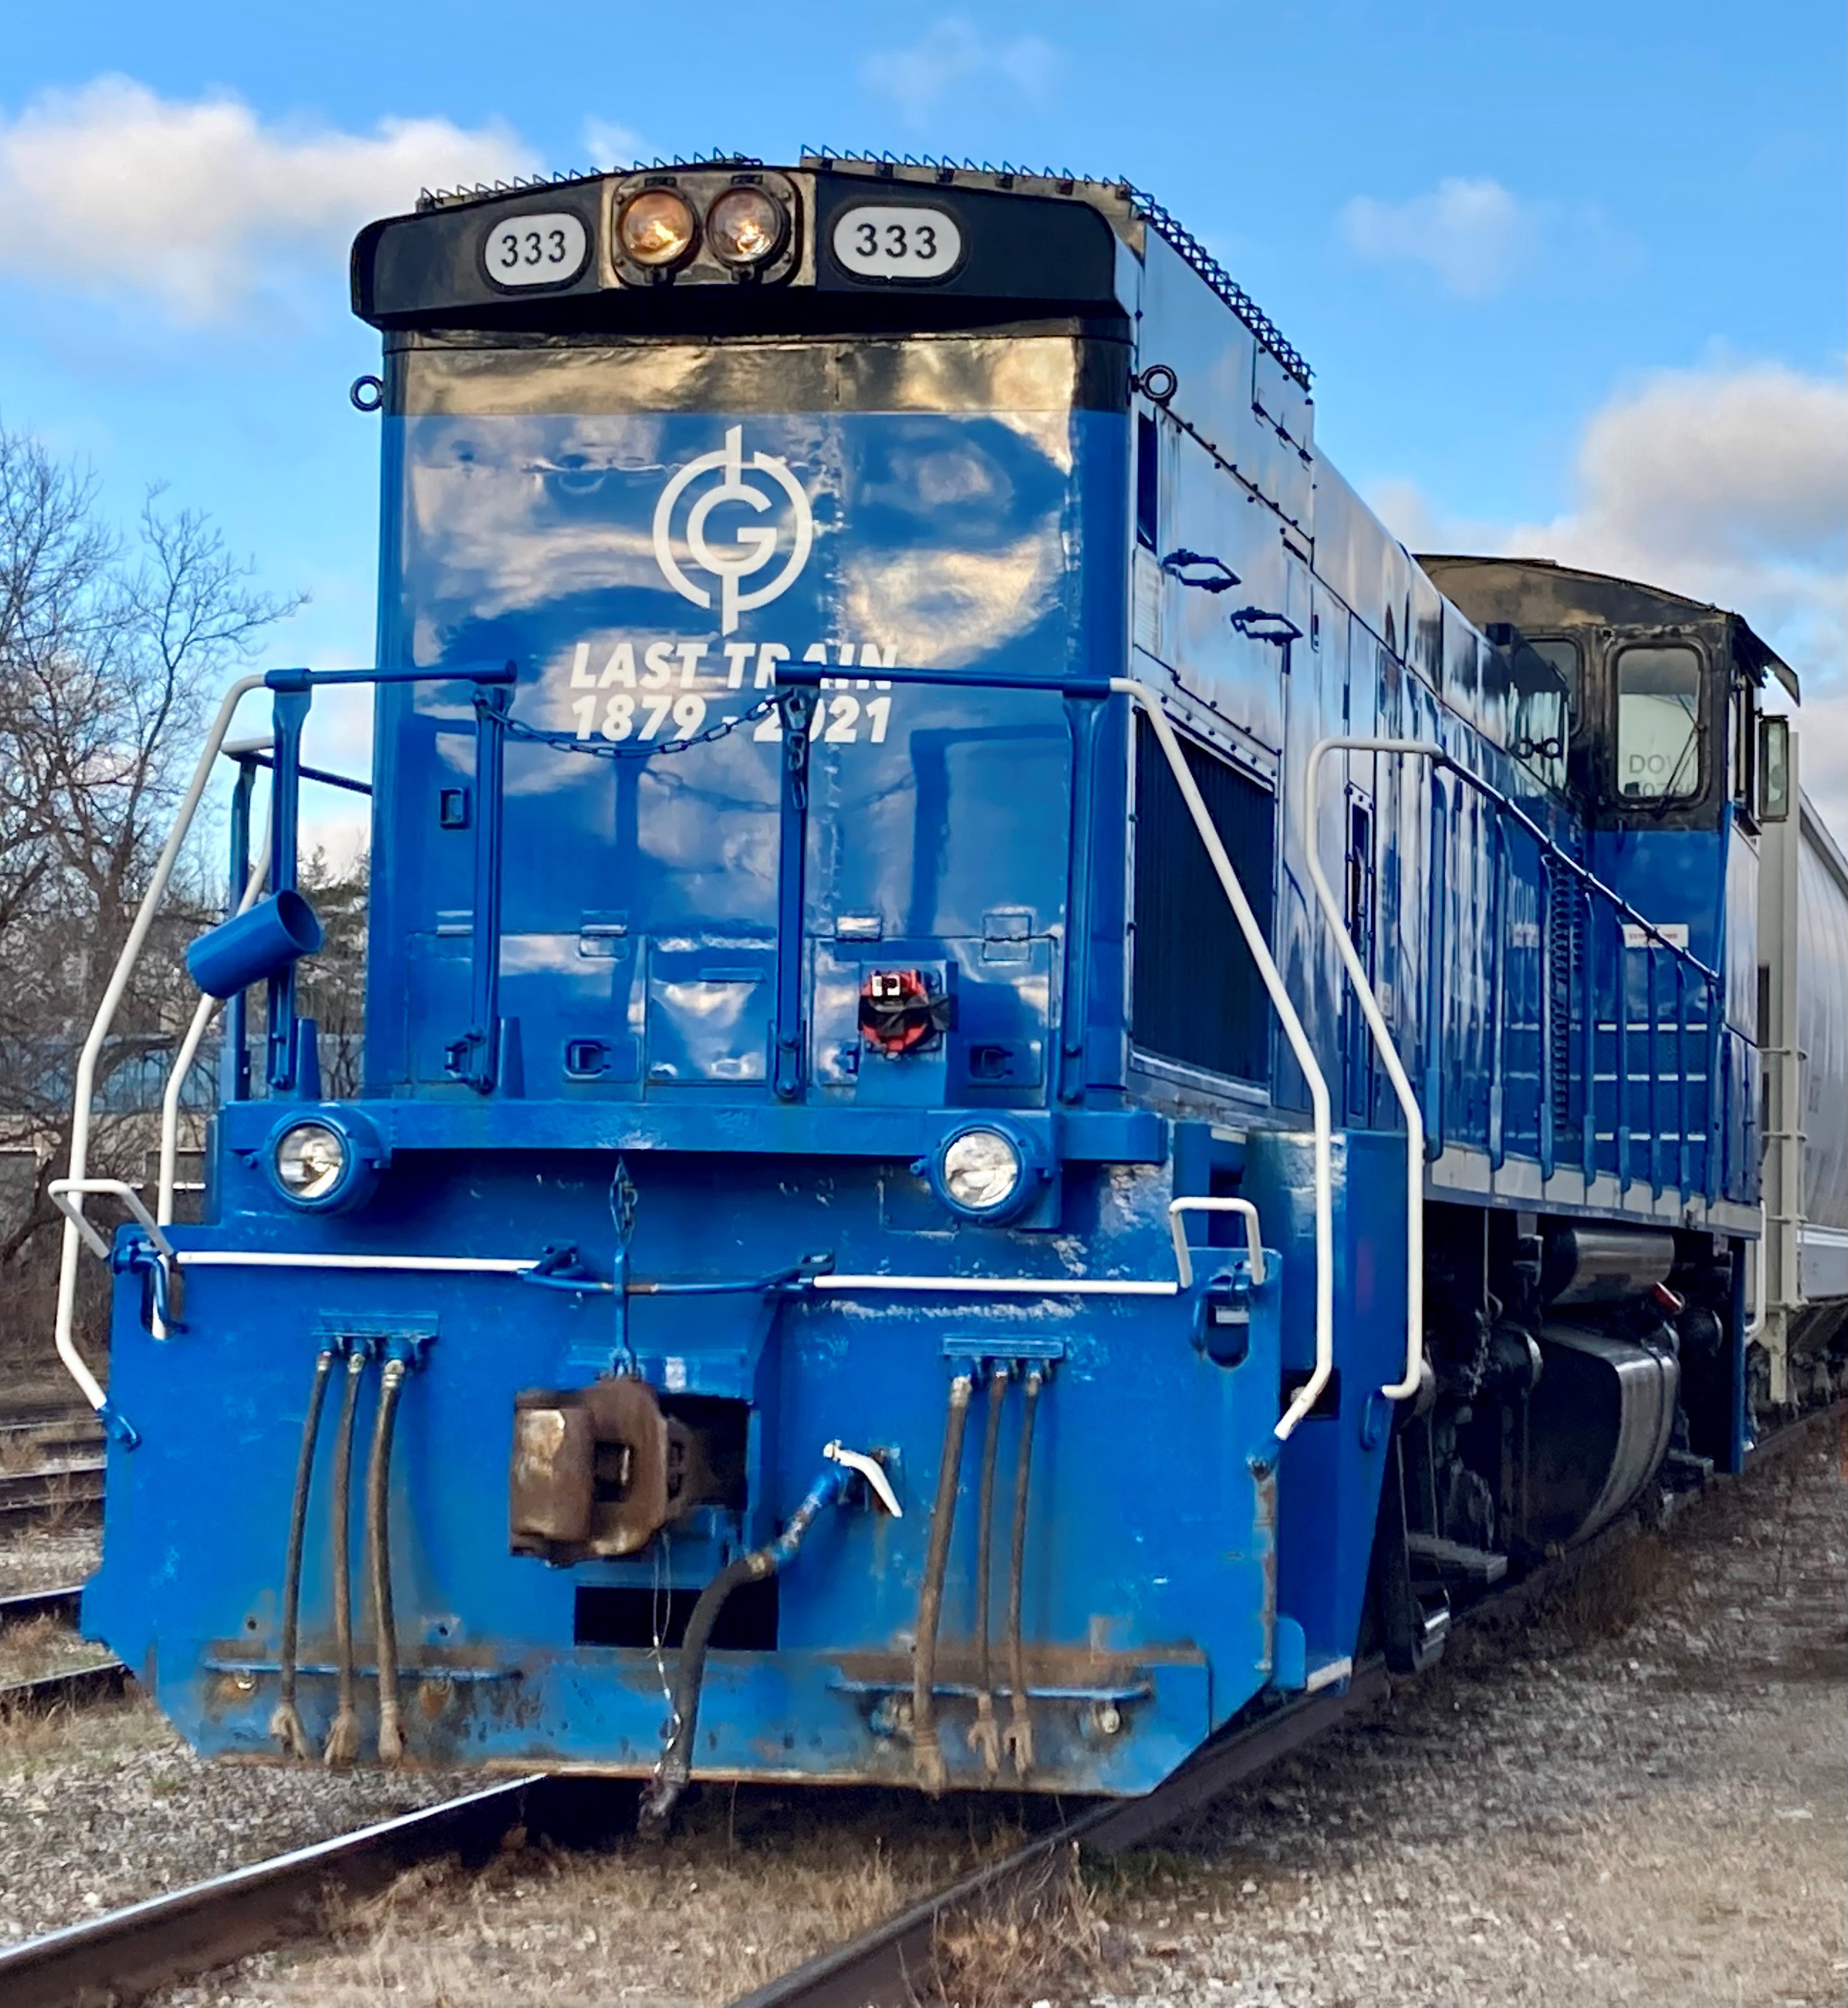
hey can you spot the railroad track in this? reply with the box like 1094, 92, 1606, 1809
0, 1400, 1834, 2008
0, 1457, 105, 1525
0, 1659, 128, 1714
0, 1584, 84, 1628
0, 1583, 124, 1714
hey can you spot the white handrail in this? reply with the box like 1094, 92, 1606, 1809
46, 1179, 177, 1400
157, 800, 273, 1227
1167, 1196, 1266, 1288
53, 674, 266, 1413
1112, 679, 1333, 1442
1303, 736, 1438, 1406
48, 1178, 176, 1264
1743, 1203, 1767, 1342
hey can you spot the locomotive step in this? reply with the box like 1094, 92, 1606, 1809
1406, 1534, 1510, 1587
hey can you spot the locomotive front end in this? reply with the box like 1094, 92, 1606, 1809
76, 161, 1318, 1798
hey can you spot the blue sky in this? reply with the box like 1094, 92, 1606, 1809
3, 1, 1843, 836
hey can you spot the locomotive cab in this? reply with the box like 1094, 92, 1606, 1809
1421, 554, 1796, 833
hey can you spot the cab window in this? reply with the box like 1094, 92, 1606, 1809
1529, 638, 1580, 724
1616, 644, 1702, 801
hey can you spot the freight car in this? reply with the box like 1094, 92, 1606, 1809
50, 154, 1847, 1811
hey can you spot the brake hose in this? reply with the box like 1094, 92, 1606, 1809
270, 1344, 335, 1760
638, 1461, 848, 1836
966, 1365, 1010, 1778
1005, 1367, 1045, 1778
322, 1343, 369, 1766
911, 1369, 973, 1794
365, 1351, 409, 1763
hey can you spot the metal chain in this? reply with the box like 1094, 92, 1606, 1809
501, 691, 781, 762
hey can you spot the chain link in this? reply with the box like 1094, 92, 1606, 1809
501, 691, 781, 762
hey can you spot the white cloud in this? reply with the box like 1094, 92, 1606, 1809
0, 76, 536, 322
1339, 177, 1547, 299
1369, 361, 1848, 830
581, 117, 647, 171
862, 17, 1062, 131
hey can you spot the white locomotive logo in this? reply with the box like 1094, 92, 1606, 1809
651, 425, 813, 635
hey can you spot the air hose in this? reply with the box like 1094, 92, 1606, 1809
364, 1352, 410, 1763
270, 1344, 336, 1760
911, 1369, 974, 1794
966, 1365, 1011, 1778
637, 1462, 848, 1837
1004, 1367, 1045, 1779
322, 1342, 369, 1766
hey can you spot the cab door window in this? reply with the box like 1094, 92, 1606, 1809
1615, 643, 1703, 801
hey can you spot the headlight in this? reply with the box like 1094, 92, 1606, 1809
618, 189, 697, 267
939, 1128, 1025, 1216
274, 1122, 348, 1203
707, 186, 786, 266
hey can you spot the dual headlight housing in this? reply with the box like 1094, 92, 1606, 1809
614, 177, 792, 278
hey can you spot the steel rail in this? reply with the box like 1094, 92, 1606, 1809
724, 1395, 1845, 2008
0, 1776, 558, 2008
0, 1659, 127, 1714
726, 1673, 1384, 2008
0, 1458, 105, 1525
0, 1584, 84, 1628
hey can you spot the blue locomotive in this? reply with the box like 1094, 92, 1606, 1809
55, 154, 1847, 1807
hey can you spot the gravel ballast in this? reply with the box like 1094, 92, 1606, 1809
5, 1416, 1840, 2005
1086, 1417, 1847, 2007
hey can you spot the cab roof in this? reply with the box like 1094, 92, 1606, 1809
1417, 553, 1800, 702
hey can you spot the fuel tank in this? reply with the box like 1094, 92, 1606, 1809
1521, 1323, 1679, 1547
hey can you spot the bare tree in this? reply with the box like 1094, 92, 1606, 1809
0, 420, 302, 1274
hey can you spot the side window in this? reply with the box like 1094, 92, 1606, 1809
1135, 411, 1159, 550
1615, 643, 1703, 801
1506, 636, 1573, 792
1529, 637, 1580, 726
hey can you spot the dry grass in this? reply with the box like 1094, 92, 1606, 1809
209, 1786, 1043, 2007
930, 1842, 1118, 2008
0, 1686, 155, 1763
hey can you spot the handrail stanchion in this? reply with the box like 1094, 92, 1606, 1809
1113, 681, 1334, 1442
159, 809, 272, 1229
1616, 926, 1632, 1193
1646, 945, 1660, 1199
1706, 984, 1724, 1203
54, 673, 267, 1422
1676, 963, 1689, 1193
1538, 855, 1554, 1181
1303, 736, 1439, 1406
1487, 811, 1507, 1171
265, 686, 311, 1092
1580, 888, 1598, 1186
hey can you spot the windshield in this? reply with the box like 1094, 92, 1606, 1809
1616, 643, 1702, 801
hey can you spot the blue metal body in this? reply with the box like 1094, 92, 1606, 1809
84, 162, 1766, 1797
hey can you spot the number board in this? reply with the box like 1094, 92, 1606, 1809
482, 212, 590, 289
830, 205, 964, 283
